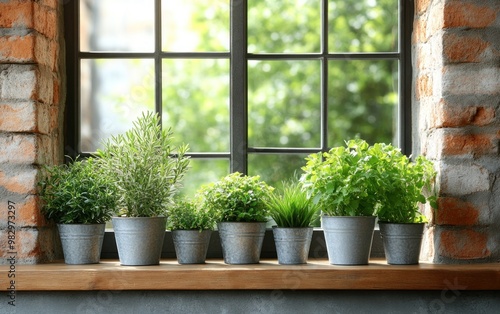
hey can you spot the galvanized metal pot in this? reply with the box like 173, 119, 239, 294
322, 215, 376, 265
58, 224, 105, 265
273, 226, 313, 265
379, 222, 425, 265
112, 217, 166, 266
217, 222, 266, 264
172, 229, 212, 264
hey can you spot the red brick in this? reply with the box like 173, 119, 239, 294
416, 74, 433, 99
443, 65, 500, 95
0, 166, 39, 194
0, 1, 34, 29
439, 229, 490, 259
431, 101, 496, 128
444, 2, 499, 29
442, 133, 496, 156
0, 34, 36, 63
436, 197, 479, 226
444, 33, 489, 63
415, 0, 431, 15
413, 19, 428, 44
0, 196, 47, 227
0, 101, 50, 134
18, 195, 48, 227
34, 3, 58, 40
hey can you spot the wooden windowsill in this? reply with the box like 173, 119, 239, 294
2, 259, 499, 291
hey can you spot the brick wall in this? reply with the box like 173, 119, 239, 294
0, 0, 64, 263
0, 1, 499, 264
414, 0, 500, 263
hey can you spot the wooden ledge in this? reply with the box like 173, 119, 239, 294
2, 259, 499, 291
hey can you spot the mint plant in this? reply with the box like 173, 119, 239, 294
300, 139, 382, 216
371, 142, 436, 223
201, 172, 273, 222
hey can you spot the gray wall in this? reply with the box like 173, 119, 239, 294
3, 290, 499, 314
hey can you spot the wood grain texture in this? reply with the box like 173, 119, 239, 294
2, 259, 499, 291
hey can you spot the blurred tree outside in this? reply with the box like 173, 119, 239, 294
83, 0, 399, 196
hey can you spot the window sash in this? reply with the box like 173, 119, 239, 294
64, 0, 413, 170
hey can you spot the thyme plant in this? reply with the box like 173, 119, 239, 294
39, 157, 117, 224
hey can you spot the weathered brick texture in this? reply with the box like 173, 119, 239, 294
0, 0, 64, 264
415, 0, 500, 263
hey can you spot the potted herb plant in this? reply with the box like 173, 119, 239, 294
301, 139, 380, 265
167, 198, 215, 264
201, 172, 273, 264
96, 112, 190, 266
39, 157, 116, 264
266, 179, 319, 264
373, 143, 436, 264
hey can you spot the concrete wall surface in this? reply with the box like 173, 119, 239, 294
1, 290, 499, 314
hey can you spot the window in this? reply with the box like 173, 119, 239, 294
65, 0, 412, 196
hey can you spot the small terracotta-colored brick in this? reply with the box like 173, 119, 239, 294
432, 100, 496, 128
413, 19, 428, 44
416, 74, 433, 99
0, 166, 39, 194
443, 65, 500, 95
19, 196, 48, 227
444, 33, 489, 63
0, 35, 36, 63
444, 2, 498, 29
442, 133, 496, 156
415, 0, 431, 15
0, 1, 34, 29
439, 229, 490, 259
436, 197, 479, 226
34, 3, 58, 40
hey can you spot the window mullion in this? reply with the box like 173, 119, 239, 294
230, 0, 248, 174
155, 0, 163, 122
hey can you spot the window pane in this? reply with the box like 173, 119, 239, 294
162, 0, 229, 52
328, 0, 398, 52
179, 159, 229, 197
248, 60, 321, 148
248, 0, 321, 53
248, 154, 309, 188
162, 59, 230, 152
328, 60, 398, 147
80, 59, 155, 152
80, 0, 154, 52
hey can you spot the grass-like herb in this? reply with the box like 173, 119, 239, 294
267, 179, 319, 228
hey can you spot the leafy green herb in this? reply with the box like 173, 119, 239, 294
39, 157, 117, 224
371, 142, 436, 223
267, 179, 319, 228
201, 172, 273, 222
300, 139, 381, 216
96, 112, 190, 217
167, 198, 215, 231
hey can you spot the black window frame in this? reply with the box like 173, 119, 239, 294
64, 0, 414, 165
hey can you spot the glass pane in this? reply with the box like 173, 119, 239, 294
328, 0, 398, 52
80, 59, 155, 152
248, 154, 309, 188
162, 0, 229, 52
248, 60, 321, 148
162, 59, 230, 152
248, 0, 321, 53
178, 159, 229, 197
80, 0, 154, 52
328, 60, 398, 147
